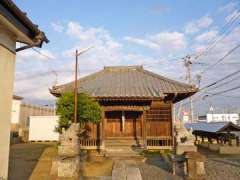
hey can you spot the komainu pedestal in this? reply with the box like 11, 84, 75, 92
51, 123, 81, 179
185, 151, 206, 179
175, 122, 197, 155
58, 123, 80, 156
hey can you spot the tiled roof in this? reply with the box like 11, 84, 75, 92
13, 95, 23, 100
185, 122, 240, 133
50, 66, 197, 99
0, 0, 48, 46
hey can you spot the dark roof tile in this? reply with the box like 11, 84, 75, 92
51, 66, 197, 99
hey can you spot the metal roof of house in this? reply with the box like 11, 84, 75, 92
0, 0, 48, 48
13, 95, 23, 100
50, 66, 197, 101
185, 122, 240, 133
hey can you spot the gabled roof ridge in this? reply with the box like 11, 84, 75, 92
52, 66, 196, 90
50, 65, 198, 101
104, 65, 143, 71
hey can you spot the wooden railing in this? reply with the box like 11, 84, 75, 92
79, 137, 173, 150
146, 136, 173, 149
79, 139, 102, 149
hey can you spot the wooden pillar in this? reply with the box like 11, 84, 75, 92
171, 103, 175, 148
195, 135, 198, 144
141, 111, 144, 139
142, 109, 147, 149
101, 110, 105, 149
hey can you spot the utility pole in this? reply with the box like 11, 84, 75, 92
183, 55, 194, 123
52, 70, 58, 86
74, 50, 78, 123
73, 46, 94, 123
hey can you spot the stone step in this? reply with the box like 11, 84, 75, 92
104, 146, 143, 158
105, 152, 142, 158
105, 143, 142, 148
104, 140, 143, 146
112, 160, 142, 180
106, 147, 141, 152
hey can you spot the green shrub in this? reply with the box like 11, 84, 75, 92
56, 92, 102, 133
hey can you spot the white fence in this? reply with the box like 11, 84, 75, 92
28, 116, 59, 141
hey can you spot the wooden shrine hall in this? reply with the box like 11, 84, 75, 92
51, 66, 197, 150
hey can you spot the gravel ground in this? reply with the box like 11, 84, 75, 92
137, 155, 183, 180
8, 144, 240, 180
137, 149, 240, 180
205, 158, 240, 180
199, 147, 240, 180
138, 162, 182, 180
9, 143, 52, 180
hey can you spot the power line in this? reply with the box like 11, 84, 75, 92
206, 75, 240, 91
142, 56, 183, 67
15, 68, 99, 81
200, 69, 240, 91
206, 93, 240, 99
181, 70, 240, 106
32, 48, 55, 60
194, 7, 240, 60
201, 43, 240, 74
202, 13, 240, 56
204, 84, 240, 98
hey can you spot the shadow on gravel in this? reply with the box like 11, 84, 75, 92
211, 158, 240, 168
8, 143, 51, 180
144, 155, 172, 173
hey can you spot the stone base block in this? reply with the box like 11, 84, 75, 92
126, 167, 142, 180
51, 156, 80, 178
199, 143, 209, 148
50, 158, 58, 176
208, 144, 220, 151
58, 144, 80, 157
185, 152, 206, 179
219, 146, 240, 154
176, 145, 197, 155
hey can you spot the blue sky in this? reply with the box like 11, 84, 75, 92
14, 0, 240, 114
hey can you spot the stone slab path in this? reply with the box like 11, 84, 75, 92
112, 160, 142, 180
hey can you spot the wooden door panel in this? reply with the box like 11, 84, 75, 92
105, 111, 141, 137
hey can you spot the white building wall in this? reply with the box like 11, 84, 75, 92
11, 99, 21, 124
0, 27, 16, 179
206, 113, 239, 124
29, 116, 59, 141
18, 103, 55, 141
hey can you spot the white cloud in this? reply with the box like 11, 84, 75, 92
15, 22, 191, 102
51, 22, 64, 33
185, 15, 213, 34
124, 36, 159, 49
225, 10, 240, 22
124, 31, 187, 54
17, 49, 55, 61
192, 26, 240, 81
62, 22, 123, 70
65, 21, 121, 49
15, 49, 57, 101
219, 1, 238, 12
15, 18, 240, 111
195, 30, 218, 42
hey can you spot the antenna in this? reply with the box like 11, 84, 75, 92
52, 70, 58, 86
183, 55, 194, 123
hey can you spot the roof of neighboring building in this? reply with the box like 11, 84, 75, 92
185, 122, 240, 133
13, 95, 23, 100
50, 66, 197, 102
0, 0, 48, 47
